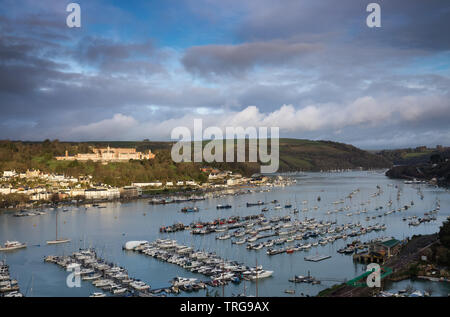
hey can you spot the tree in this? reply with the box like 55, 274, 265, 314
439, 218, 450, 248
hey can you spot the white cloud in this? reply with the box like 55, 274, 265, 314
66, 94, 450, 146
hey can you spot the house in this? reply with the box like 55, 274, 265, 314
227, 178, 244, 186
208, 169, 229, 180
26, 169, 41, 178
0, 187, 12, 195
30, 192, 51, 201
50, 174, 66, 182
3, 170, 17, 178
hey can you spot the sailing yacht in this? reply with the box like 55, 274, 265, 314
46, 211, 70, 244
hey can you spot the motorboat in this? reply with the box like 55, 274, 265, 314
0, 241, 27, 251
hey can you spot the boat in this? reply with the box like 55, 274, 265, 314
234, 238, 246, 245
89, 292, 106, 297
216, 234, 231, 240
216, 204, 232, 209
3, 291, 23, 297
46, 211, 70, 245
112, 287, 128, 294
246, 201, 264, 207
0, 241, 27, 251
181, 207, 199, 213
284, 289, 295, 294
247, 269, 273, 280
130, 280, 150, 291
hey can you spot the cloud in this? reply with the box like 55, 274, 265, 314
1, 0, 450, 150
69, 114, 138, 140
182, 41, 320, 76
63, 93, 450, 148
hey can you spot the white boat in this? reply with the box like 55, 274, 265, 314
4, 291, 23, 297
171, 277, 197, 287
130, 280, 150, 290
46, 211, 70, 244
66, 263, 81, 270
112, 287, 128, 294
0, 241, 27, 251
89, 292, 106, 297
82, 273, 102, 281
248, 270, 273, 280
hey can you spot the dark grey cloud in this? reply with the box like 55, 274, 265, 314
182, 40, 320, 76
0, 0, 449, 149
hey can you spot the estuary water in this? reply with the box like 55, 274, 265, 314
1, 171, 449, 297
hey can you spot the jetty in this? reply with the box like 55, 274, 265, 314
0, 261, 22, 297
304, 254, 331, 262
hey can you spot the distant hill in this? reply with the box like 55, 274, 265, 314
378, 146, 450, 166
84, 138, 392, 171
277, 139, 391, 171
0, 138, 392, 186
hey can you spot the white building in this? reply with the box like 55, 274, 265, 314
0, 187, 11, 195
30, 192, 51, 201
70, 189, 86, 198
3, 170, 17, 178
85, 188, 120, 200
132, 182, 163, 187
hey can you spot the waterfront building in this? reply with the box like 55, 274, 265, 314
120, 186, 142, 198
85, 188, 120, 200
369, 238, 402, 257
132, 182, 162, 187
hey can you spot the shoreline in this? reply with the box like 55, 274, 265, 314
0, 181, 293, 214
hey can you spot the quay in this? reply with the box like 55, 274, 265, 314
44, 249, 171, 297
0, 261, 22, 297
304, 254, 331, 262
127, 239, 274, 285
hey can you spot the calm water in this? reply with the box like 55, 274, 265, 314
1, 171, 449, 297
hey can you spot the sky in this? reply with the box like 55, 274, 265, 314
0, 0, 449, 149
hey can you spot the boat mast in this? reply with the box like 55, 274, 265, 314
55, 210, 58, 241
255, 257, 258, 297
222, 258, 225, 297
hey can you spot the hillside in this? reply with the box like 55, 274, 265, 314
386, 161, 450, 186
0, 139, 391, 186
378, 146, 450, 166
277, 139, 391, 171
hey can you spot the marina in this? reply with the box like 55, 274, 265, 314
0, 261, 22, 297
0, 171, 449, 297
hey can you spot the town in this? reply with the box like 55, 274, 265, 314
0, 147, 289, 209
